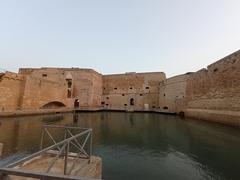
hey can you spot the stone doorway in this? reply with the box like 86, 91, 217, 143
130, 98, 134, 106
74, 99, 80, 108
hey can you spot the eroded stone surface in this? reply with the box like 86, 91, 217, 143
185, 50, 240, 125
102, 72, 165, 111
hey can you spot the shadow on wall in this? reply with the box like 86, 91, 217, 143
41, 101, 66, 109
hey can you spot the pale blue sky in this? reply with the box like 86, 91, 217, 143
0, 0, 239, 77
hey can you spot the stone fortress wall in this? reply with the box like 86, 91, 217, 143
0, 50, 239, 126
159, 73, 191, 114
18, 68, 103, 110
102, 72, 166, 111
0, 72, 24, 111
185, 50, 240, 126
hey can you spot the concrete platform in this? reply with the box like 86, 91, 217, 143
7, 153, 102, 180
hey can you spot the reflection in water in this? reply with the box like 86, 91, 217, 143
73, 112, 79, 123
0, 112, 240, 180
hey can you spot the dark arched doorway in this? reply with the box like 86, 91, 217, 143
130, 98, 134, 106
74, 99, 80, 108
41, 101, 66, 109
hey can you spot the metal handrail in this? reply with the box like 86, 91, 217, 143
43, 125, 90, 130
0, 125, 93, 179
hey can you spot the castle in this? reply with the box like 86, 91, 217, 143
0, 50, 240, 127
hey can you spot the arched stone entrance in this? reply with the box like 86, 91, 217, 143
41, 101, 66, 109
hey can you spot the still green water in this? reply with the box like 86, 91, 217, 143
0, 112, 240, 180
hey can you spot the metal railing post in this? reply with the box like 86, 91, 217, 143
40, 127, 45, 150
89, 129, 92, 163
64, 141, 70, 175
64, 127, 67, 141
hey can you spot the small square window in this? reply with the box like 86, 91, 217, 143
42, 73, 47, 77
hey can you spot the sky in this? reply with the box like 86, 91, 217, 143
0, 0, 240, 78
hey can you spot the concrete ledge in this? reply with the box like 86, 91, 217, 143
185, 108, 240, 127
0, 108, 178, 117
77, 109, 177, 115
0, 109, 73, 118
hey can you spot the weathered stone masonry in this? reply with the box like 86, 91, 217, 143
159, 73, 192, 114
102, 72, 166, 111
0, 72, 24, 111
185, 50, 240, 126
18, 68, 103, 110
0, 50, 240, 127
